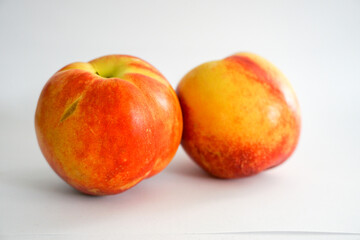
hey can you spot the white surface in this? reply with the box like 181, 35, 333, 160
1, 0, 360, 239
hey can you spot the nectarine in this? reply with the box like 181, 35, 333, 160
177, 53, 301, 178
35, 55, 182, 195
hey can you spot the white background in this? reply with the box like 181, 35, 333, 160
1, 0, 360, 239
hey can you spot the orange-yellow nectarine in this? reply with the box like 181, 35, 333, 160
177, 53, 301, 178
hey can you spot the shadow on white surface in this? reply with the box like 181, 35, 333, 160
3, 168, 79, 196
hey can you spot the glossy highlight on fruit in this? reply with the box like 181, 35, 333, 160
177, 53, 301, 178
35, 55, 183, 195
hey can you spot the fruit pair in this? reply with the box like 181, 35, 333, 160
35, 53, 301, 195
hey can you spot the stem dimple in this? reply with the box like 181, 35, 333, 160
95, 71, 112, 78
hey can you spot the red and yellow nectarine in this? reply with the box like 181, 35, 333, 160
177, 53, 301, 178
35, 55, 182, 195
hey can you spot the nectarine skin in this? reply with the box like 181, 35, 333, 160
35, 55, 182, 195
177, 53, 301, 178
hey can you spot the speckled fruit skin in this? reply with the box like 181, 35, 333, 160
177, 53, 301, 178
35, 55, 182, 195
